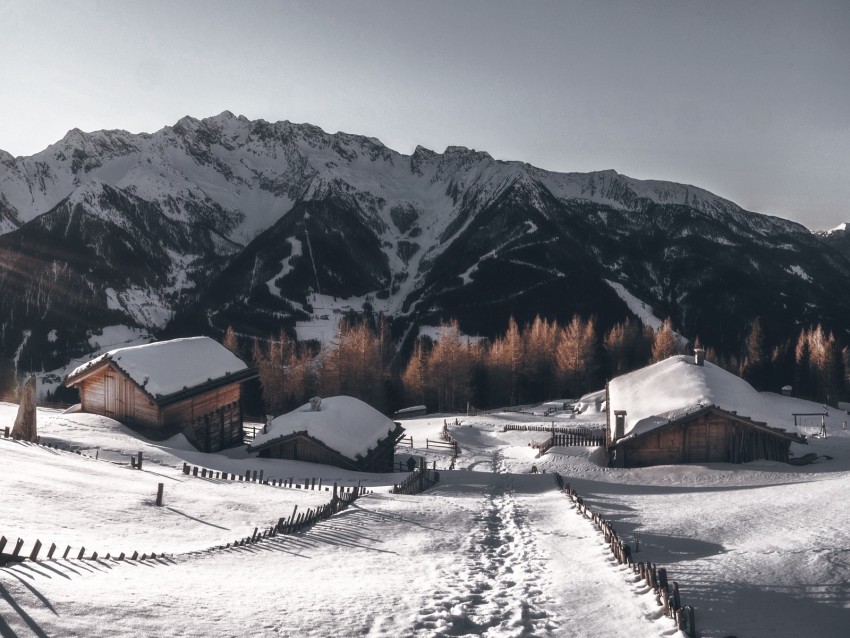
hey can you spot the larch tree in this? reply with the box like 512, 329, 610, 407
401, 338, 429, 406
651, 318, 679, 363
556, 315, 598, 396
743, 316, 767, 389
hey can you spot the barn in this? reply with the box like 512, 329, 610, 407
64, 337, 257, 452
606, 352, 806, 468
247, 396, 405, 472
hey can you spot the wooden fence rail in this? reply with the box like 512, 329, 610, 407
554, 474, 697, 638
180, 463, 369, 497
503, 424, 603, 435
440, 422, 460, 469
0, 532, 167, 567
391, 468, 440, 495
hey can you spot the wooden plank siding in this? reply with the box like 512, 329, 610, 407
254, 423, 405, 473
72, 363, 245, 452
612, 409, 795, 468
261, 437, 356, 470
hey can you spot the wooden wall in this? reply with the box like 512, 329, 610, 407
78, 367, 157, 427
77, 366, 244, 452
616, 412, 791, 468
260, 436, 354, 470
161, 384, 242, 453
259, 433, 398, 472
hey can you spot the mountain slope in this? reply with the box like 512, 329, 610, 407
1, 112, 849, 386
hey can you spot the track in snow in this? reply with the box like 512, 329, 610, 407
413, 486, 560, 637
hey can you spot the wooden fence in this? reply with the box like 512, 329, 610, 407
440, 422, 460, 469
503, 424, 603, 435
209, 484, 364, 552
530, 430, 606, 457
391, 468, 440, 495
180, 462, 368, 497
554, 474, 697, 638
0, 533, 167, 567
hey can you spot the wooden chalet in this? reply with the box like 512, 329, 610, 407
607, 405, 804, 468
64, 337, 257, 452
606, 352, 806, 468
248, 395, 405, 472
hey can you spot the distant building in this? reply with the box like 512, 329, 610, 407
248, 395, 405, 472
606, 353, 805, 468
64, 337, 257, 452
393, 405, 427, 419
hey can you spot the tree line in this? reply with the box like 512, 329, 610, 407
231, 313, 850, 417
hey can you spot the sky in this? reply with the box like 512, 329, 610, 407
0, 0, 847, 230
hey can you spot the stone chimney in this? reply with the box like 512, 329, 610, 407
694, 348, 705, 367
613, 410, 626, 441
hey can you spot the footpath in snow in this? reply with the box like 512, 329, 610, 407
0, 404, 681, 638
7, 401, 850, 636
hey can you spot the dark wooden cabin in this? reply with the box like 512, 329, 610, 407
64, 337, 257, 452
605, 353, 807, 468
607, 405, 805, 468
247, 395, 405, 472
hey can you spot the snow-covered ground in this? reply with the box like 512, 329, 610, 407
2, 399, 850, 637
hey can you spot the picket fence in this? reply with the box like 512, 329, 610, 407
390, 468, 440, 495
503, 423, 602, 435
180, 462, 368, 497
554, 474, 697, 638
532, 430, 606, 456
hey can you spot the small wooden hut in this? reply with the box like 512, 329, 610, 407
247, 396, 405, 472
607, 405, 803, 467
606, 353, 806, 468
64, 337, 257, 452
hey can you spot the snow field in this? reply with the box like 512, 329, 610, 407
0, 436, 331, 557
4, 400, 850, 636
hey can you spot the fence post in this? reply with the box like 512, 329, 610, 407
63, 545, 71, 559
156, 483, 164, 506
136, 451, 143, 470
47, 543, 56, 560
29, 540, 42, 561
183, 463, 189, 475
78, 547, 86, 560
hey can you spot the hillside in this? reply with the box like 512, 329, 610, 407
2, 113, 850, 390
2, 398, 850, 637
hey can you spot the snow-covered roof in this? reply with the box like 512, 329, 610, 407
250, 396, 398, 460
608, 355, 811, 439
66, 337, 250, 399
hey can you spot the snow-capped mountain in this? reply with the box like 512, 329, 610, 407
816, 222, 850, 262
1, 112, 849, 382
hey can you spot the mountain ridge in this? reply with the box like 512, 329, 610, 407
0, 112, 848, 394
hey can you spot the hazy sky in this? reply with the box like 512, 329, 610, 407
1, 0, 847, 230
